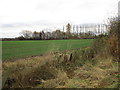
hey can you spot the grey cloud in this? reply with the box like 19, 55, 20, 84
0, 22, 28, 28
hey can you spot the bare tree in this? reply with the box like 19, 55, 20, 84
20, 30, 33, 39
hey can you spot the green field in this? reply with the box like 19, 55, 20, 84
2, 39, 94, 61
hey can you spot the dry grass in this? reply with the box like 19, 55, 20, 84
35, 71, 68, 88
2, 53, 57, 88
2, 48, 119, 88
63, 57, 119, 88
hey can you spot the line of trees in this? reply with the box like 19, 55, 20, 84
1, 23, 109, 41
17, 23, 97, 40
18, 30, 67, 40
17, 30, 96, 40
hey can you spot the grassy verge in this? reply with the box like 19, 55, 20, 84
2, 47, 119, 88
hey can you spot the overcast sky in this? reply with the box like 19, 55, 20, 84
0, 0, 119, 38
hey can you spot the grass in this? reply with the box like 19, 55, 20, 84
2, 48, 118, 88
2, 39, 94, 61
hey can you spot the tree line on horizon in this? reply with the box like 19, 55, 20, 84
2, 23, 107, 41
17, 23, 98, 40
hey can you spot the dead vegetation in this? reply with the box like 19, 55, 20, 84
2, 46, 119, 88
